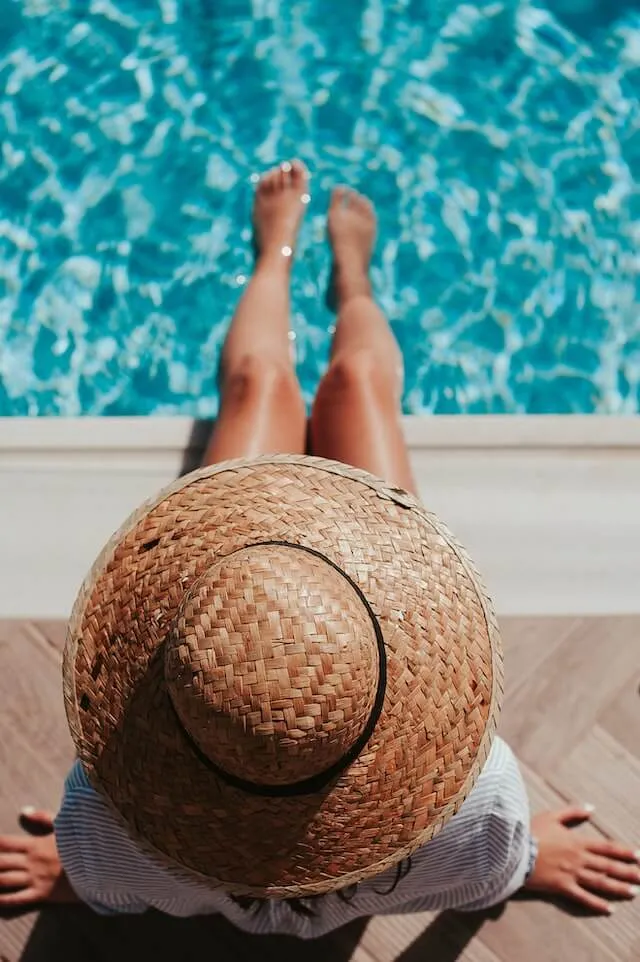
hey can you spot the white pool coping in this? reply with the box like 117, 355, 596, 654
2, 415, 639, 619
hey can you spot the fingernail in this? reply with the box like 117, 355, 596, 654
582, 803, 595, 813
20, 806, 36, 816
606, 904, 615, 914
629, 885, 639, 897
635, 849, 640, 862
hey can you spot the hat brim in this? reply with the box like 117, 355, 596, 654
64, 456, 502, 898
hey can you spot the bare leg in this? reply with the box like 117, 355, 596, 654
310, 187, 417, 494
308, 189, 640, 917
202, 160, 310, 465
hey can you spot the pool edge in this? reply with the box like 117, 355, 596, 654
2, 414, 640, 451
1, 415, 639, 619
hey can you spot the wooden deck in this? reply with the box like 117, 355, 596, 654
1, 616, 639, 961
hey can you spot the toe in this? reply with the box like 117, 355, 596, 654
352, 190, 374, 215
330, 186, 349, 209
279, 160, 293, 188
289, 159, 308, 189
259, 168, 278, 194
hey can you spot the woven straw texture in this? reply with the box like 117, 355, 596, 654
64, 455, 503, 898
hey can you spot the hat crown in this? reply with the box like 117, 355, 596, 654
165, 543, 381, 788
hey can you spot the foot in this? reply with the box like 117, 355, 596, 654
0, 809, 78, 908
253, 160, 310, 268
327, 187, 376, 308
524, 806, 640, 914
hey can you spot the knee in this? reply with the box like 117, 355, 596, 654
222, 354, 302, 410
316, 350, 397, 406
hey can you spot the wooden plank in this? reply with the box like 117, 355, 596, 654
25, 619, 69, 656
478, 760, 639, 962
0, 912, 37, 962
500, 617, 578, 703
367, 910, 503, 962
532, 733, 640, 962
598, 668, 640, 760
549, 726, 640, 857
499, 617, 640, 768
0, 721, 73, 961
2, 616, 639, 962
0, 621, 73, 780
476, 899, 619, 962
0, 622, 71, 962
360, 911, 436, 961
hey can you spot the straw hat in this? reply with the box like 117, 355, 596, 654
64, 455, 502, 898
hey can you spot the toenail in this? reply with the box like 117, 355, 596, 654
20, 806, 36, 816
301, 193, 311, 204
629, 885, 640, 897
250, 172, 260, 184
281, 161, 292, 173
281, 246, 293, 258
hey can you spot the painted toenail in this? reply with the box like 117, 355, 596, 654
301, 193, 311, 204
250, 172, 260, 184
281, 161, 292, 173
281, 246, 293, 258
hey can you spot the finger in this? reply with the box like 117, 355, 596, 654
0, 887, 39, 907
587, 840, 640, 863
586, 855, 640, 884
566, 882, 614, 915
19, 808, 54, 836
579, 869, 638, 899
0, 835, 27, 854
0, 871, 29, 890
0, 853, 27, 871
555, 805, 595, 826
20, 807, 54, 825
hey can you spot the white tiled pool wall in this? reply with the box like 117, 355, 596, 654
1, 416, 639, 618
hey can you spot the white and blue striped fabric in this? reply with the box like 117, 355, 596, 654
55, 736, 536, 939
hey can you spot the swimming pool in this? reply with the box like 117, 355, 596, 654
0, 0, 638, 416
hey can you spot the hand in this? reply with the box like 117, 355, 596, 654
525, 806, 640, 914
0, 809, 78, 908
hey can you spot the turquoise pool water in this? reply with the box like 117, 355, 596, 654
0, 0, 638, 416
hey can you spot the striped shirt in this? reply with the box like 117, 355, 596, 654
55, 737, 536, 939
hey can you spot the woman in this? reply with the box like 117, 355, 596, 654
1, 161, 637, 935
